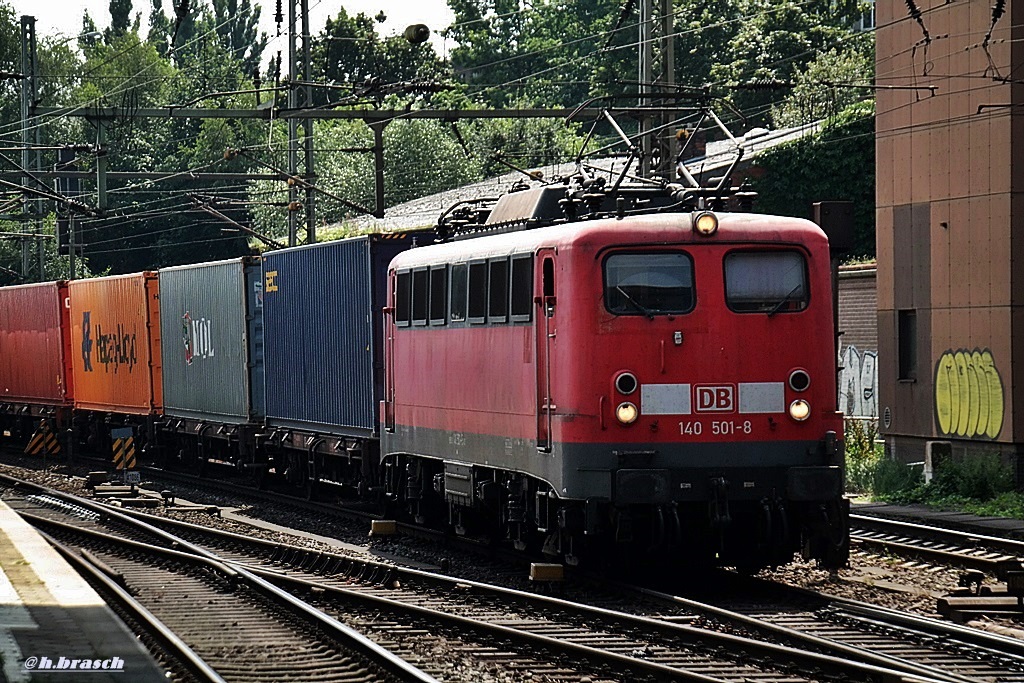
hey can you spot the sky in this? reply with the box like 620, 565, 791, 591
10, 0, 457, 56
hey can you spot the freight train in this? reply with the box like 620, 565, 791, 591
0, 132, 850, 572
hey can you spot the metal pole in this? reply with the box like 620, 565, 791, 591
299, 0, 315, 244
372, 123, 385, 218
638, 0, 653, 177
20, 15, 37, 279
657, 0, 676, 181
286, 0, 298, 246
68, 213, 75, 279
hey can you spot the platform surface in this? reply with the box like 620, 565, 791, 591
0, 499, 167, 682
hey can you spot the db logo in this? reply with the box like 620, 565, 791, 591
695, 385, 734, 412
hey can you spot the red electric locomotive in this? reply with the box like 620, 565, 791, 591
382, 177, 848, 570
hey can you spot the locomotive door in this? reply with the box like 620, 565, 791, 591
383, 271, 396, 432
535, 250, 556, 452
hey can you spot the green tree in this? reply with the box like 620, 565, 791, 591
249, 117, 483, 241
710, 0, 864, 127
447, 0, 630, 108
311, 9, 447, 108
108, 0, 134, 38
211, 0, 266, 76
752, 100, 875, 257
771, 41, 874, 127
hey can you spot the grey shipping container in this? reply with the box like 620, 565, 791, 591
159, 257, 264, 423
262, 233, 429, 437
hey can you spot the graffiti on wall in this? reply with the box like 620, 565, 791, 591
839, 345, 877, 417
934, 349, 1004, 439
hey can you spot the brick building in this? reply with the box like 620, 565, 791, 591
838, 264, 878, 418
876, 0, 1019, 473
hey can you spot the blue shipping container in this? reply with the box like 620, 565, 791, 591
262, 233, 427, 436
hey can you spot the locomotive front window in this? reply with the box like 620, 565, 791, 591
604, 252, 694, 316
724, 251, 808, 314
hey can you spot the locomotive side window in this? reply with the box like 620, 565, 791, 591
468, 261, 487, 323
604, 252, 694, 316
395, 271, 411, 327
510, 255, 533, 322
429, 266, 447, 325
724, 251, 808, 314
450, 264, 467, 323
411, 268, 429, 325
488, 258, 509, 323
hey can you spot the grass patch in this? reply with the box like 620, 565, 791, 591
844, 418, 883, 495
843, 423, 1024, 519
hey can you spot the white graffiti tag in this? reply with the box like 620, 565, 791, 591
839, 345, 877, 418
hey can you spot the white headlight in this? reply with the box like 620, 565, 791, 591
692, 211, 719, 236
789, 399, 811, 421
616, 402, 639, 424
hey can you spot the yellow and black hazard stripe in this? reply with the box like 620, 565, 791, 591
112, 436, 137, 470
24, 421, 60, 456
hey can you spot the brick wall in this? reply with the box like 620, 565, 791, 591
838, 264, 878, 417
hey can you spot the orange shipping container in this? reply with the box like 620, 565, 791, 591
69, 273, 162, 414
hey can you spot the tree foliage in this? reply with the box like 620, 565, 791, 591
0, 0, 878, 281
708, 0, 866, 126
447, 0, 631, 107
771, 40, 874, 128
752, 101, 875, 258
249, 117, 483, 241
310, 8, 448, 108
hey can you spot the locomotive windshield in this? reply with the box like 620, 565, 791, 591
724, 251, 808, 314
604, 252, 694, 316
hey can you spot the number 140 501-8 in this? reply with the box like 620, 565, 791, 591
679, 420, 753, 436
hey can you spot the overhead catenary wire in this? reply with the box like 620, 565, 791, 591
6, 0, 999, 264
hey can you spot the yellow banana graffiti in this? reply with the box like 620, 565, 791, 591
933, 349, 1003, 439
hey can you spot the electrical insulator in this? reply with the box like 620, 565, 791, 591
404, 24, 430, 45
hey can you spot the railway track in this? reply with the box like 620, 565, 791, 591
8, 460, 1024, 682
142, 504, 1024, 683
0, 482, 439, 683
0, 471, 970, 683
850, 513, 1024, 570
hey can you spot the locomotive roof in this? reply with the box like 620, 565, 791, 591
389, 211, 828, 269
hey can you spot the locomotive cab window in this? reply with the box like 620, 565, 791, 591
395, 271, 411, 327
724, 251, 808, 314
488, 258, 509, 323
604, 252, 694, 316
411, 268, 429, 325
450, 263, 467, 323
429, 266, 447, 325
468, 261, 487, 324
510, 255, 533, 322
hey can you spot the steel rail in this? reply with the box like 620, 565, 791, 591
0, 473, 439, 683
40, 530, 228, 683
108, 506, 956, 683
852, 512, 1024, 561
